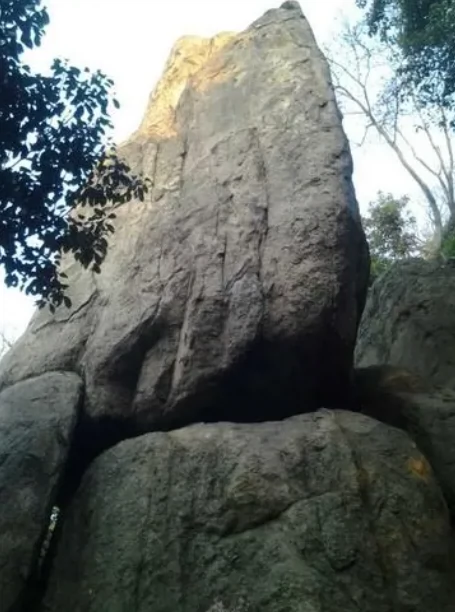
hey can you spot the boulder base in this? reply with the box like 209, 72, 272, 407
43, 412, 455, 612
0, 372, 81, 611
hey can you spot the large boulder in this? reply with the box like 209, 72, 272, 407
0, 2, 368, 436
356, 259, 455, 388
0, 372, 82, 612
43, 411, 455, 612
355, 364, 455, 520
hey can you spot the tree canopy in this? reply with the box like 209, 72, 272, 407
0, 0, 149, 309
362, 192, 421, 282
356, 0, 455, 109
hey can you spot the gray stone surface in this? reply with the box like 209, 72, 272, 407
355, 364, 455, 520
0, 372, 82, 612
356, 259, 455, 388
43, 411, 455, 612
0, 2, 368, 434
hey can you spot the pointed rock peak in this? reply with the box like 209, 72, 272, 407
135, 31, 236, 140
0, 0, 369, 441
281, 1, 303, 12
131, 3, 308, 142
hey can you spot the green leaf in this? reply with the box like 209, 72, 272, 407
0, 5, 151, 308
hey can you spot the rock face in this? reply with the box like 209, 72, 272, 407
4, 5, 454, 612
355, 365, 455, 521
356, 259, 455, 388
0, 1, 369, 434
43, 412, 455, 612
0, 373, 81, 612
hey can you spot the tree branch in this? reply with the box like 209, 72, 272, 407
326, 20, 452, 243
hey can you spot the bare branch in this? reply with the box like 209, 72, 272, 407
440, 106, 455, 213
395, 124, 449, 195
326, 17, 455, 244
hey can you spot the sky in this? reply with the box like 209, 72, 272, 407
0, 0, 427, 345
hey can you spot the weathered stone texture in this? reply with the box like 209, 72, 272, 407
0, 1, 368, 434
355, 364, 455, 521
356, 259, 455, 388
0, 372, 81, 612
43, 412, 455, 612
1, 5, 455, 612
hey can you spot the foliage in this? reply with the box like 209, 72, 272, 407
356, 0, 455, 110
441, 228, 455, 258
0, 0, 150, 309
362, 192, 421, 282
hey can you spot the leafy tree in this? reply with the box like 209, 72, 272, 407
362, 192, 421, 282
1, 0, 150, 310
441, 223, 455, 258
356, 0, 455, 109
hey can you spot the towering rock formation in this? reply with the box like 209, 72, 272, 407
2, 4, 454, 612
0, 0, 369, 436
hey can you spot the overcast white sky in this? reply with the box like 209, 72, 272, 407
0, 0, 422, 344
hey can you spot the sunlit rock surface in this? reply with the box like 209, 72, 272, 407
0, 1, 369, 436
